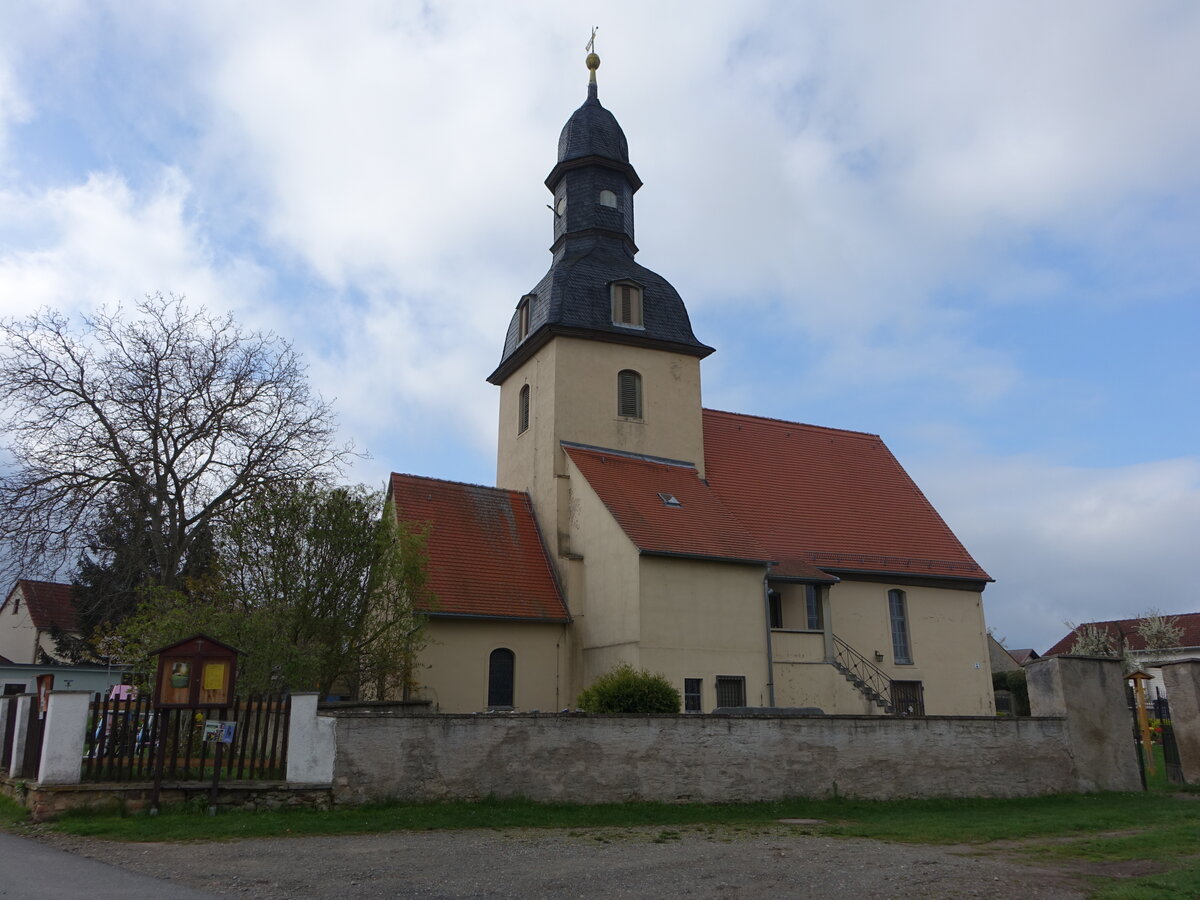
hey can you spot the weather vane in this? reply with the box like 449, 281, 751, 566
586, 26, 598, 54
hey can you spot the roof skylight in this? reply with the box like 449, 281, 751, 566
658, 492, 682, 508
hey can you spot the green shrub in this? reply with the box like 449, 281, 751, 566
1006, 669, 1030, 716
576, 664, 681, 714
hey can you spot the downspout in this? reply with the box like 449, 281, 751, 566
762, 571, 776, 707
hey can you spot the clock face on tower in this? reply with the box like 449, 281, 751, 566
556, 197, 567, 216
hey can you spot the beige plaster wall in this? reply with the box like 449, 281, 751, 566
563, 454, 643, 699
415, 618, 569, 713
772, 661, 879, 714
637, 556, 771, 711
495, 336, 706, 567
822, 578, 995, 716
0, 589, 41, 664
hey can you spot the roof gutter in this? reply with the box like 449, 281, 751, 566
639, 549, 775, 567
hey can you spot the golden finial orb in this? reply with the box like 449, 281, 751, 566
585, 26, 600, 83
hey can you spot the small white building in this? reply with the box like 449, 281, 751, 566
0, 580, 78, 665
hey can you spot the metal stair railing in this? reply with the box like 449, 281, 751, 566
831, 633, 893, 712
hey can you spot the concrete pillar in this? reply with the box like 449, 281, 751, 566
286, 693, 335, 784
1158, 658, 1200, 784
8, 694, 34, 779
37, 691, 92, 785
1026, 655, 1142, 792
0, 696, 10, 769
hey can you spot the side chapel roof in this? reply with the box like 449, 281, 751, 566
387, 473, 569, 623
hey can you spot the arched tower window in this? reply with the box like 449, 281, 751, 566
617, 369, 642, 419
598, 189, 617, 208
518, 384, 530, 434
488, 648, 515, 708
611, 282, 643, 327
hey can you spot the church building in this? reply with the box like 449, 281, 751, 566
388, 51, 995, 716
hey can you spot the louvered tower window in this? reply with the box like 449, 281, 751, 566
517, 295, 532, 341
611, 282, 643, 327
518, 384, 530, 434
617, 369, 642, 419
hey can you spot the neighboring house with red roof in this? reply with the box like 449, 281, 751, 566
1044, 614, 1200, 701
0, 580, 79, 665
387, 54, 996, 715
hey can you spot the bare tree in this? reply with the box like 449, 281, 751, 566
0, 293, 354, 588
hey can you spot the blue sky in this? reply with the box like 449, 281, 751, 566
2, 2, 1198, 653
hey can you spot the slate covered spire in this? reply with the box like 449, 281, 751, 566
488, 50, 713, 386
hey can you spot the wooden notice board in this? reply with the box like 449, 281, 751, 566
151, 634, 239, 708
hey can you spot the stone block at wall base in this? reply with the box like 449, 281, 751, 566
0, 775, 332, 823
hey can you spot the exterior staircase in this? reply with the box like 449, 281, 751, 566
830, 634, 895, 713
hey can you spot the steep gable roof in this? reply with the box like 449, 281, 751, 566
701, 409, 990, 581
388, 474, 569, 623
1009, 649, 1040, 665
6, 580, 77, 632
1044, 613, 1200, 657
562, 444, 830, 574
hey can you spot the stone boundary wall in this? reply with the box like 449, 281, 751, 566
0, 775, 332, 822
330, 712, 1077, 805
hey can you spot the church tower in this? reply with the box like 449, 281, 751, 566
489, 49, 714, 565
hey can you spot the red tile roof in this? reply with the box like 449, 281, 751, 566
1044, 613, 1200, 657
563, 444, 807, 570
388, 473, 569, 622
6, 580, 77, 632
1008, 649, 1040, 665
701, 409, 991, 581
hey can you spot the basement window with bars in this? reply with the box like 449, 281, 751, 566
611, 282, 643, 327
617, 369, 642, 419
714, 675, 746, 709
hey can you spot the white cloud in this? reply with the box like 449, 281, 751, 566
917, 454, 1200, 652
0, 169, 264, 319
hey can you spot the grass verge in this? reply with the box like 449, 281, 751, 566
0, 794, 29, 826
37, 790, 1198, 846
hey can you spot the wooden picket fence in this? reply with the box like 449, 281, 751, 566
82, 692, 290, 782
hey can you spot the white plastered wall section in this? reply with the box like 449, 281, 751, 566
0, 587, 41, 663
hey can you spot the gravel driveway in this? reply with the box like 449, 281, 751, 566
37, 824, 1095, 899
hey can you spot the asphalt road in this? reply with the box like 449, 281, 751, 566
0, 831, 217, 899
